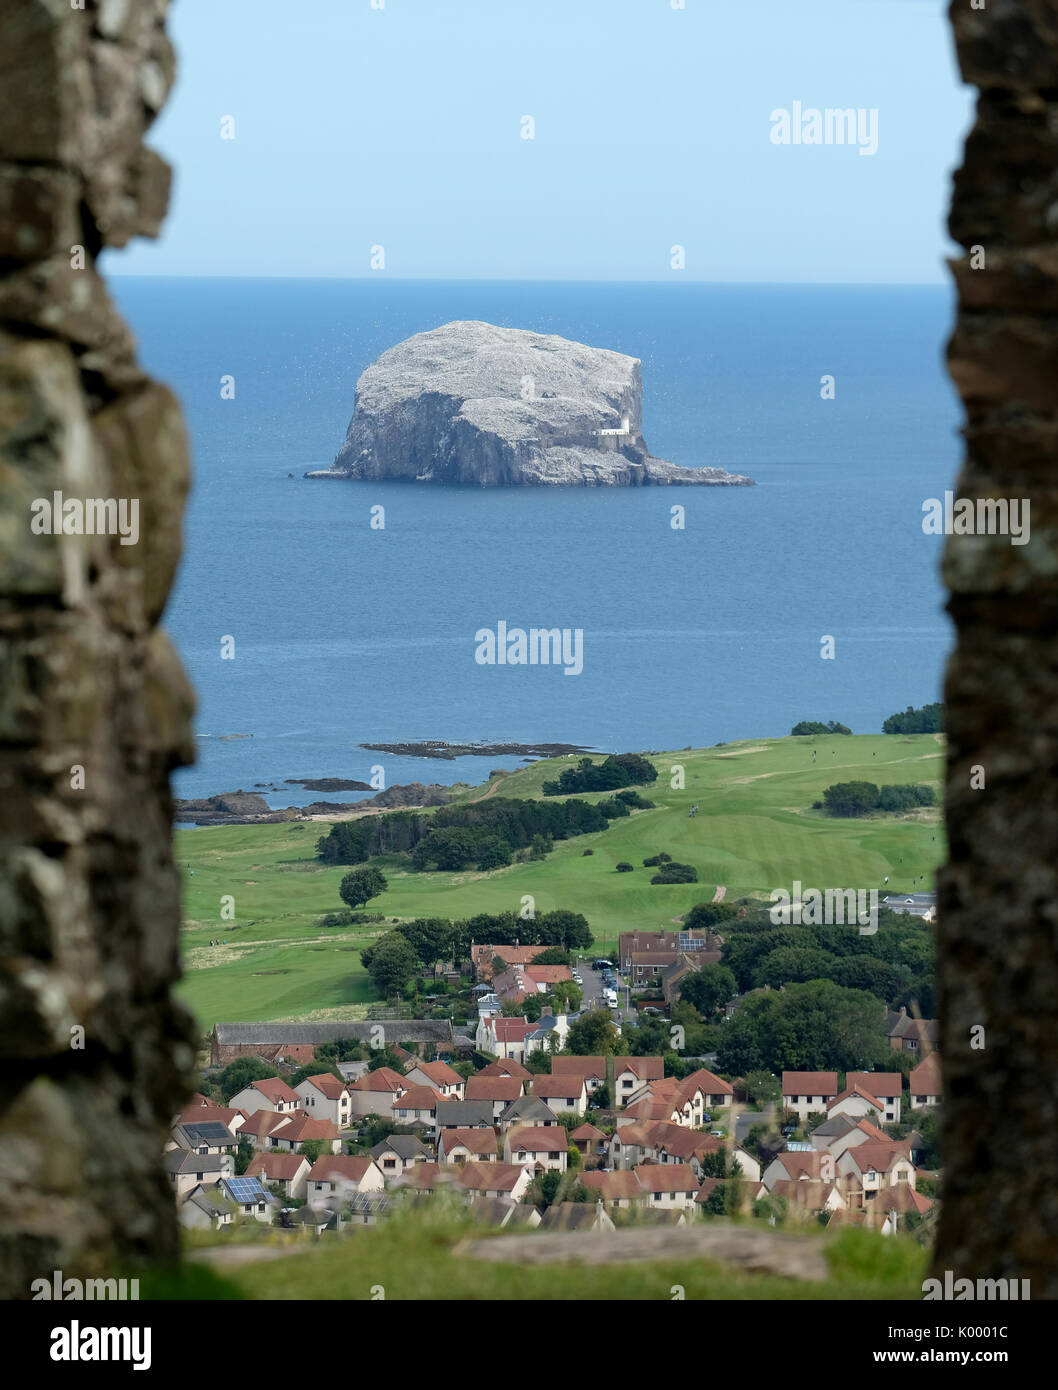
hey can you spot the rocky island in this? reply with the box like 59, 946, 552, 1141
307, 321, 753, 487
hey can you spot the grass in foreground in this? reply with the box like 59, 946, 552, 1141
154, 1208, 929, 1301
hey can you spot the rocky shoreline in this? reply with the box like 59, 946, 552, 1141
174, 779, 458, 826
361, 739, 593, 760
174, 741, 597, 825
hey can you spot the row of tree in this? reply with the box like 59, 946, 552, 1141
821, 780, 936, 817
882, 702, 944, 734
317, 795, 614, 870
541, 752, 658, 796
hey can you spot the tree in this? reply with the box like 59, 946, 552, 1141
234, 1136, 255, 1175
650, 861, 697, 884
683, 901, 737, 932
717, 979, 889, 1074
567, 1145, 582, 1170
535, 909, 592, 952
366, 1044, 406, 1072
882, 702, 944, 734
752, 945, 839, 989
364, 931, 418, 998
551, 980, 583, 1012
565, 1010, 619, 1056
339, 865, 387, 910
822, 781, 880, 817
702, 1184, 728, 1215
678, 963, 736, 1017
531, 946, 571, 966
218, 1056, 277, 1103
412, 827, 478, 871
742, 1070, 781, 1107
476, 836, 512, 871
298, 1139, 327, 1164
698, 1150, 728, 1179
615, 862, 634, 873
395, 917, 453, 975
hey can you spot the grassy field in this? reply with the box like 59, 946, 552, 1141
175, 733, 945, 1031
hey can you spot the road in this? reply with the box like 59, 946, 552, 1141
573, 956, 636, 1025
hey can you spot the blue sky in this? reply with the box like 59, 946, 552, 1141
107, 0, 973, 284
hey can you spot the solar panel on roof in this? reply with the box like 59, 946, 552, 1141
225, 1177, 265, 1202
187, 1123, 230, 1141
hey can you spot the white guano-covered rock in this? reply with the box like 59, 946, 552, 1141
309, 321, 753, 487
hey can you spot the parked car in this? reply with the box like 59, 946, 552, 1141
780, 1124, 797, 1136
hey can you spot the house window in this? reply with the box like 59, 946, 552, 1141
653, 1192, 662, 1202
383, 1159, 396, 1170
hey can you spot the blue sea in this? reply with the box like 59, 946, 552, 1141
111, 277, 959, 808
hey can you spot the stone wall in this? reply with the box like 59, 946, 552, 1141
935, 0, 1058, 1295
0, 0, 195, 1296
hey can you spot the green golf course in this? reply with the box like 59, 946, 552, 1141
175, 733, 944, 1030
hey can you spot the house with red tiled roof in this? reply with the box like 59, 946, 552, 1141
568, 1123, 607, 1162
437, 1127, 499, 1165
827, 1084, 888, 1127
465, 1075, 525, 1119
404, 1059, 466, 1099
525, 964, 573, 988
390, 1161, 449, 1195
390, 1084, 446, 1132
269, 1110, 341, 1155
874, 1184, 934, 1234
845, 1071, 904, 1124
577, 1169, 643, 1208
176, 1103, 247, 1134
237, 1108, 297, 1150
470, 943, 542, 981
628, 1068, 734, 1126
347, 1066, 407, 1118
528, 1074, 587, 1117
810, 1115, 892, 1159
758, 1179, 845, 1217
504, 1126, 570, 1173
618, 1096, 681, 1128
909, 1053, 942, 1109
306, 1155, 384, 1209
761, 1149, 834, 1190
456, 1161, 532, 1202
246, 1151, 311, 1200
608, 1121, 663, 1169
836, 1141, 916, 1209
477, 1058, 532, 1082
634, 1162, 701, 1210
475, 1015, 536, 1061
294, 1073, 353, 1128
886, 1007, 939, 1054
781, 1071, 839, 1121
613, 1057, 664, 1108
228, 1076, 301, 1115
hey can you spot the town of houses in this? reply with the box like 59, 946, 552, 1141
169, 934, 942, 1240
